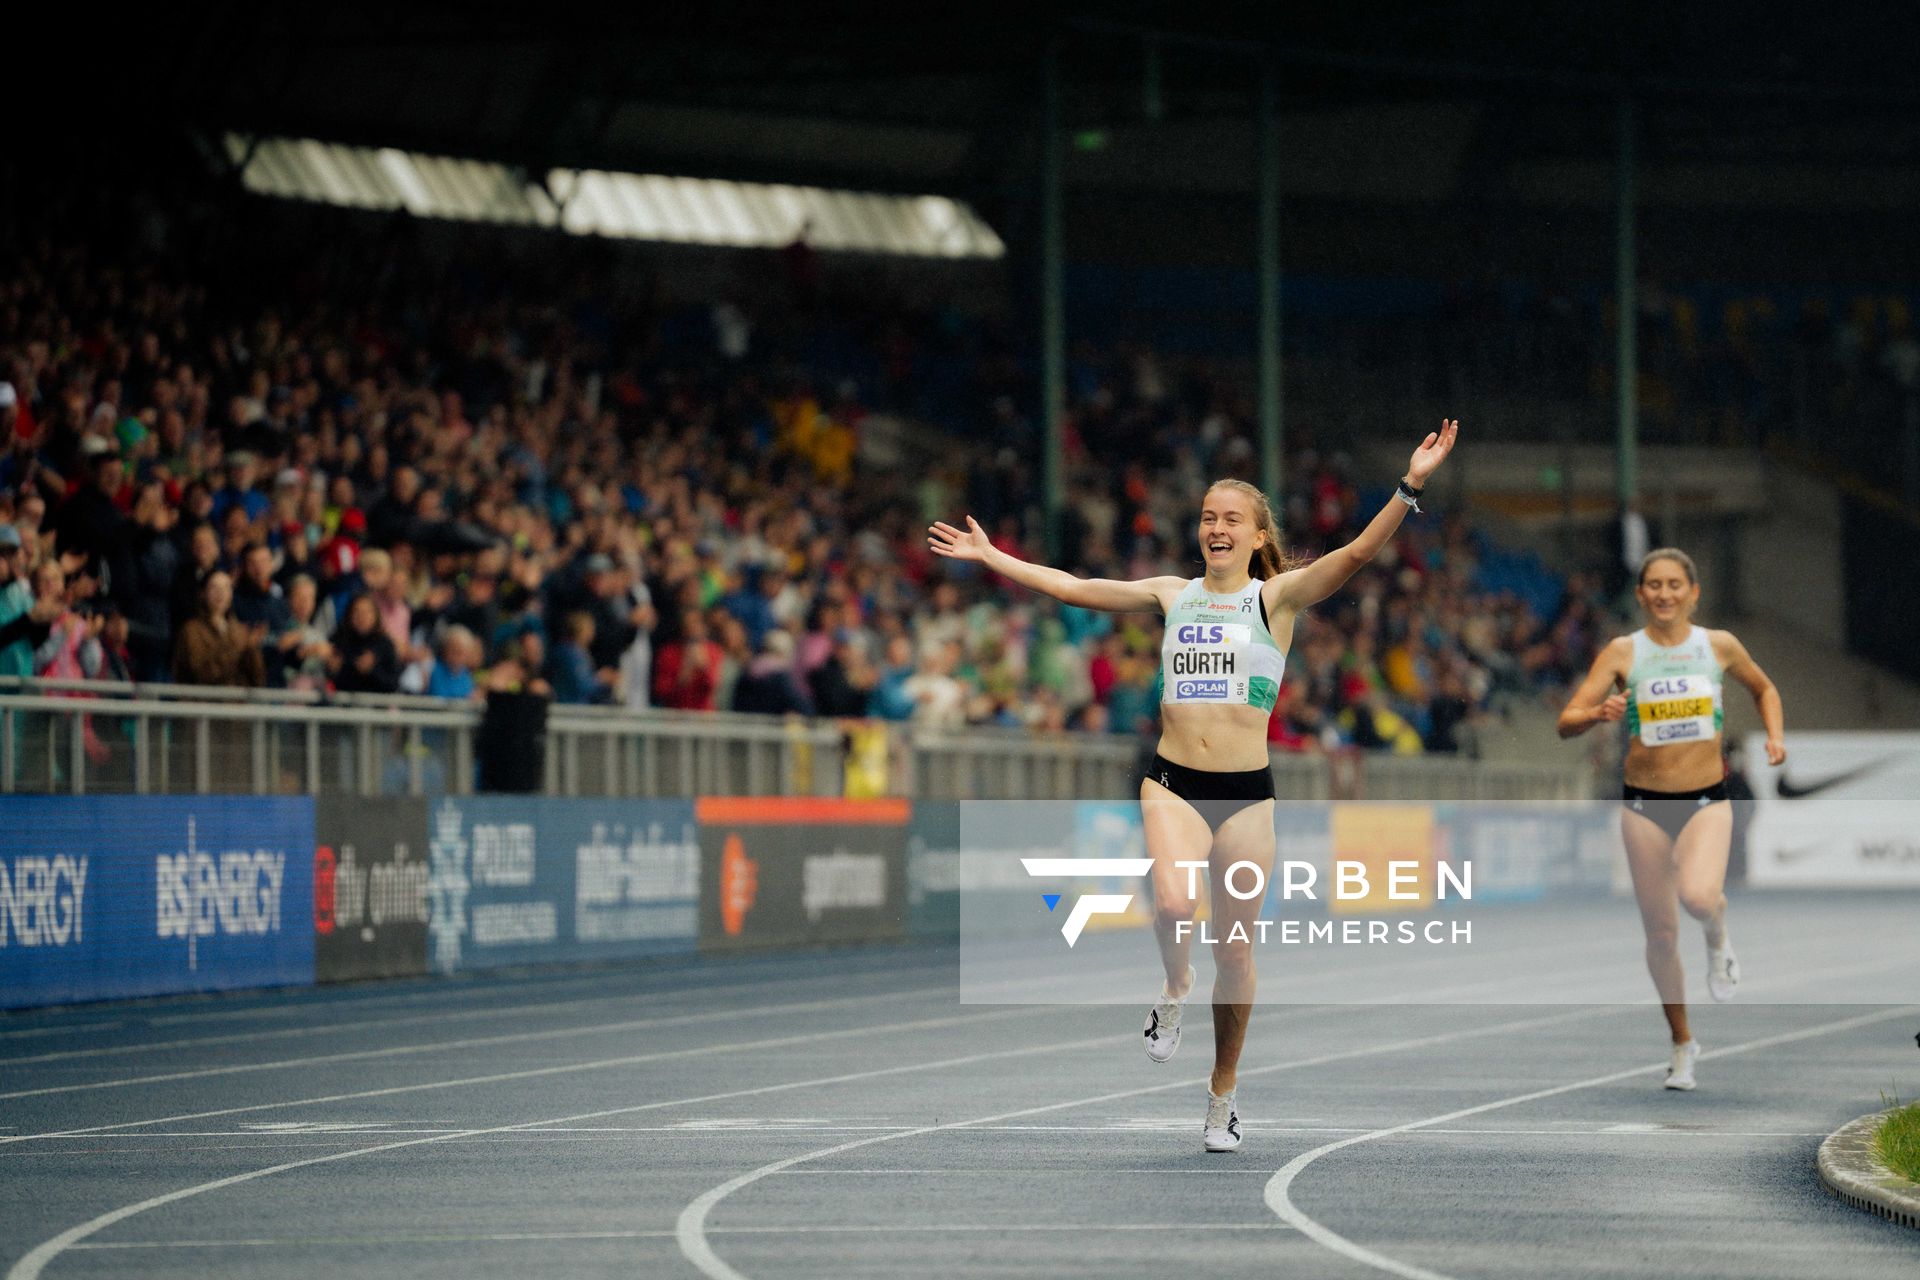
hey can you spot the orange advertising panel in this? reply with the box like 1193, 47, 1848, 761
695, 797, 909, 952
1328, 804, 1434, 916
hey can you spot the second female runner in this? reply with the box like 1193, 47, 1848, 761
930, 419, 1458, 1150
1557, 547, 1785, 1090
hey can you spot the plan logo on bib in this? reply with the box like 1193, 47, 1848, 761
1175, 679, 1229, 699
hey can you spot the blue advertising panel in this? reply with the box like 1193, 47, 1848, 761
0, 796, 315, 1008
426, 796, 699, 974
1433, 803, 1617, 902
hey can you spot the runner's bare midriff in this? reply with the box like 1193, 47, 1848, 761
1157, 702, 1273, 773
1623, 737, 1725, 793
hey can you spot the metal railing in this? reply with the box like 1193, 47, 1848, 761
0, 678, 1588, 802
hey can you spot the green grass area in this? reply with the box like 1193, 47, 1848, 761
1876, 1102, 1920, 1183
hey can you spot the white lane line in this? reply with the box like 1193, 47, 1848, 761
809, 1125, 1838, 1138
771, 1174, 1282, 1182
3, 1142, 399, 1159
10, 1124, 1837, 1144
0, 1021, 124, 1042
1, 967, 951, 1066
0, 996, 1377, 1145
133, 966, 674, 1025
119, 949, 951, 1029
672, 1005, 1625, 1280
104, 977, 665, 1031
0, 987, 938, 1099
2, 1025, 1132, 1280
1260, 1004, 1920, 1280
69, 1222, 1292, 1250
0, 1007, 1047, 1146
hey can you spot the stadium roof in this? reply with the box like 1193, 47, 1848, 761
35, 4, 1920, 211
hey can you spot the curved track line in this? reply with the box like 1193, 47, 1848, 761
0, 1007, 1040, 1146
127, 947, 954, 1028
674, 1006, 1623, 1280
1261, 1004, 1920, 1280
0, 987, 937, 1100
0, 968, 947, 1066
3, 1027, 1124, 1280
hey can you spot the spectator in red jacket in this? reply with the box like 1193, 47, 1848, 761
652, 608, 722, 711
320, 508, 365, 586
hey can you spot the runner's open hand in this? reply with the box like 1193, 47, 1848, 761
928, 516, 991, 563
1407, 418, 1460, 486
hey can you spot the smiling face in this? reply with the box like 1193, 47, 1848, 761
1636, 556, 1699, 625
1198, 487, 1265, 577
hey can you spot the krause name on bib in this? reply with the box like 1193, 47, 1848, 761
1637, 674, 1715, 746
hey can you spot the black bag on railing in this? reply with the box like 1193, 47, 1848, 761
478, 690, 549, 793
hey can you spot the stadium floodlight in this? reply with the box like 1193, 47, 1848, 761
226, 133, 1002, 259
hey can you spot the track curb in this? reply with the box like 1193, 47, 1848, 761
1818, 1110, 1920, 1231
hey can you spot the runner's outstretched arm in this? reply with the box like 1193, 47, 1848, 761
1267, 419, 1459, 612
928, 516, 1181, 614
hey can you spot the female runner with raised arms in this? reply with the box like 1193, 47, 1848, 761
929, 419, 1458, 1151
1557, 548, 1785, 1090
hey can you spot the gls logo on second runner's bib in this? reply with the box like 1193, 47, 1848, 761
1637, 674, 1715, 746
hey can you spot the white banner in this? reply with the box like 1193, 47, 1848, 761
1745, 732, 1920, 886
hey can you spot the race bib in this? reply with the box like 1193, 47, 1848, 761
1164, 622, 1252, 705
1637, 674, 1715, 747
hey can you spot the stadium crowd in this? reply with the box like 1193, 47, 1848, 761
0, 200, 1610, 757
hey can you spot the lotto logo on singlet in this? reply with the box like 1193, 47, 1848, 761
1174, 679, 1230, 699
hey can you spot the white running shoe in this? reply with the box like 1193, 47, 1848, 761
1204, 1089, 1242, 1152
1143, 965, 1196, 1064
1664, 1040, 1700, 1091
1706, 938, 1740, 1003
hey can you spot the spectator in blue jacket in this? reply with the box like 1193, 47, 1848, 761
545, 611, 611, 705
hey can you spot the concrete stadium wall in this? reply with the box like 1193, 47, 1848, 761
1737, 468, 1847, 650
